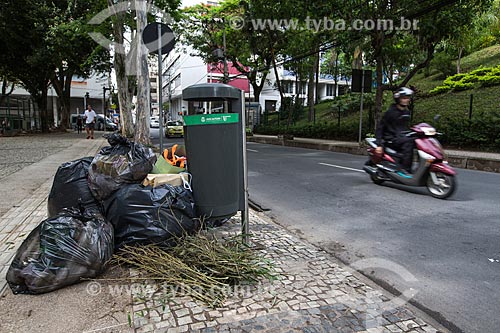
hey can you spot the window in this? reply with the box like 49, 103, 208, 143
265, 100, 277, 112
174, 75, 181, 89
282, 81, 294, 94
338, 85, 347, 96
297, 82, 307, 95
326, 84, 335, 96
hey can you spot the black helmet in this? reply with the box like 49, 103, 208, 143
393, 87, 414, 103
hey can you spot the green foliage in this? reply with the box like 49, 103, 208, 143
437, 110, 500, 148
429, 85, 452, 94
255, 108, 371, 141
478, 75, 500, 86
430, 52, 456, 78
412, 85, 500, 150
430, 65, 500, 94
278, 97, 303, 124
330, 93, 375, 114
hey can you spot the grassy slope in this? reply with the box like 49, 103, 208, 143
409, 45, 500, 124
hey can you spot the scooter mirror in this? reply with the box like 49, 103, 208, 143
433, 114, 441, 125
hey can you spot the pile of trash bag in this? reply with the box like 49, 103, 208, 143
47, 157, 99, 217
6, 133, 206, 295
6, 207, 113, 295
104, 183, 199, 250
88, 133, 157, 200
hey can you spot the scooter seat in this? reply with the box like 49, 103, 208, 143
384, 147, 403, 157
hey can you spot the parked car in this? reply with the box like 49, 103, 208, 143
70, 113, 117, 131
96, 115, 118, 131
150, 116, 159, 128
165, 120, 184, 138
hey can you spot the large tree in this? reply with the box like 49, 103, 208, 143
0, 0, 56, 131
49, 1, 110, 130
134, 0, 151, 145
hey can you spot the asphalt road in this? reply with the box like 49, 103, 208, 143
246, 142, 500, 333
150, 127, 184, 149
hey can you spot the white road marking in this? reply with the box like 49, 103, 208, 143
247, 148, 259, 152
319, 162, 364, 173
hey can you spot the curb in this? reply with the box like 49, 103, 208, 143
248, 136, 500, 174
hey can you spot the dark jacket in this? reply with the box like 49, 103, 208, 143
375, 104, 411, 146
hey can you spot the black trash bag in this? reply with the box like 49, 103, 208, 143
6, 207, 114, 295
103, 183, 199, 250
47, 157, 100, 217
88, 133, 156, 200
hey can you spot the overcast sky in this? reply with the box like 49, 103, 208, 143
181, 0, 202, 8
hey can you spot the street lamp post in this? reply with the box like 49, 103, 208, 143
210, 18, 229, 84
103, 86, 111, 132
84, 92, 89, 112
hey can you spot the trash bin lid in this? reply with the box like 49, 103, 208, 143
183, 83, 241, 101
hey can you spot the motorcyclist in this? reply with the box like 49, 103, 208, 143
375, 87, 415, 174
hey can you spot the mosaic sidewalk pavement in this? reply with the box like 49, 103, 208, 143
129, 212, 445, 333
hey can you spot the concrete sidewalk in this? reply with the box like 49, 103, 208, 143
0, 132, 448, 332
248, 134, 500, 173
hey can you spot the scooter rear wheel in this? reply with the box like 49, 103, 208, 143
426, 172, 456, 199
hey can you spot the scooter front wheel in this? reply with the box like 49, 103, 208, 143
426, 172, 456, 199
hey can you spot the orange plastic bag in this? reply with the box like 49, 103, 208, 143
163, 144, 186, 168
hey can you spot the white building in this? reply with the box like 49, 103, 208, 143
0, 73, 112, 131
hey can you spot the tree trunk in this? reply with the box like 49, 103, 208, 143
250, 70, 266, 103
33, 85, 49, 132
333, 51, 339, 98
0, 79, 15, 106
110, 0, 134, 137
270, 48, 284, 103
457, 47, 464, 74
372, 31, 385, 131
61, 72, 72, 130
314, 47, 320, 105
270, 44, 286, 127
307, 58, 316, 122
51, 70, 73, 130
134, 0, 151, 145
374, 55, 384, 131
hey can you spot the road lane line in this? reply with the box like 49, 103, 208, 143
319, 162, 364, 173
247, 148, 259, 152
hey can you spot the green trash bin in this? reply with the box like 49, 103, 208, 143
182, 83, 245, 218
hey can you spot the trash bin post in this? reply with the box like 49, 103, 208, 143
182, 83, 249, 244
240, 89, 249, 244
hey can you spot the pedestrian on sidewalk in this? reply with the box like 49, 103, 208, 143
76, 115, 83, 134
84, 105, 97, 139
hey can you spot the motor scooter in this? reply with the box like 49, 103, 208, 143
363, 122, 457, 199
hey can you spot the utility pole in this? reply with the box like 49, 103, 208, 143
158, 23, 164, 153
168, 70, 172, 121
